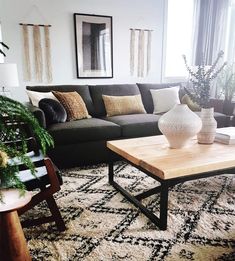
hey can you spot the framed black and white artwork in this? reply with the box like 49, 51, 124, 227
74, 13, 113, 78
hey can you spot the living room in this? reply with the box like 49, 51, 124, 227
0, 0, 235, 260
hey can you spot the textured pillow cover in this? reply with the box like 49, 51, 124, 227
181, 94, 200, 111
150, 86, 180, 114
102, 94, 146, 117
52, 91, 91, 121
39, 98, 67, 125
26, 90, 58, 107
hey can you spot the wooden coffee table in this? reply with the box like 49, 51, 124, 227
107, 135, 235, 230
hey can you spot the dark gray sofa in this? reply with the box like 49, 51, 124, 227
26, 83, 229, 168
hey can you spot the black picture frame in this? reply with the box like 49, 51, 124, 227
74, 13, 113, 79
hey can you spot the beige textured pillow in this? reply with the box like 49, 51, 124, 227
52, 91, 91, 121
102, 94, 146, 117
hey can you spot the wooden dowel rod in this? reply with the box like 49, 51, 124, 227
130, 28, 153, 31
19, 23, 51, 27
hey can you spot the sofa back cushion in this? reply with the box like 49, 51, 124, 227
137, 83, 183, 113
26, 85, 95, 116
89, 84, 140, 117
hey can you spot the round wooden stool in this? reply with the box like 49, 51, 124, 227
0, 189, 32, 261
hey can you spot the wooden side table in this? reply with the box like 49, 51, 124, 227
0, 189, 32, 261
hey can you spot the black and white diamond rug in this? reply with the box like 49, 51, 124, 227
22, 162, 235, 260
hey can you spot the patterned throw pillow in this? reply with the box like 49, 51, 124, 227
52, 91, 91, 121
102, 94, 146, 117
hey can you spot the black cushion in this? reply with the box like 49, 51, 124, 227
39, 98, 67, 126
89, 84, 141, 117
48, 118, 121, 145
104, 113, 162, 138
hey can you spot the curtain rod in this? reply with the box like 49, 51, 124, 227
130, 28, 153, 31
19, 23, 51, 27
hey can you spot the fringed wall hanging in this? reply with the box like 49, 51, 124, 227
33, 25, 43, 82
129, 28, 153, 78
138, 29, 145, 78
20, 23, 52, 83
22, 25, 31, 81
146, 30, 152, 75
130, 29, 135, 76
44, 26, 52, 83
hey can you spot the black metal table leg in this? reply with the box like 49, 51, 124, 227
109, 161, 114, 184
108, 161, 169, 230
159, 181, 169, 230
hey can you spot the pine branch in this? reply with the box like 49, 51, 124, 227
0, 95, 54, 197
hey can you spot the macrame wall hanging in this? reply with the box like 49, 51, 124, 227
20, 23, 52, 83
129, 28, 153, 77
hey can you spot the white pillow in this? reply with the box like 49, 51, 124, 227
150, 86, 180, 114
26, 90, 58, 107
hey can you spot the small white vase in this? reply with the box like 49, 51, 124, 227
197, 107, 217, 144
158, 104, 202, 148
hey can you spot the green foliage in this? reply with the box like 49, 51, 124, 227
216, 64, 235, 101
182, 51, 226, 108
0, 95, 54, 200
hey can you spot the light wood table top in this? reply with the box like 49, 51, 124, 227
107, 135, 235, 180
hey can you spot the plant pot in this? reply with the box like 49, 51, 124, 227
197, 107, 217, 144
158, 104, 202, 148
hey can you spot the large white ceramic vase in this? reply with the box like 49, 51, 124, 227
158, 104, 202, 148
197, 107, 217, 144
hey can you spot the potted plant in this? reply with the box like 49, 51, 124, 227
216, 64, 235, 115
182, 51, 227, 144
0, 95, 54, 202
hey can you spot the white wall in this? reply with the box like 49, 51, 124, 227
1, 0, 165, 101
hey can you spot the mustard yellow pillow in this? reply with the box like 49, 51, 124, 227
181, 94, 200, 111
102, 94, 146, 117
52, 91, 91, 121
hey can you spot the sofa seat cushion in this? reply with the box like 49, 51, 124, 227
48, 118, 121, 145
104, 114, 162, 138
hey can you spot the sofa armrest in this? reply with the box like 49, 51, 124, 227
209, 98, 224, 113
25, 102, 46, 128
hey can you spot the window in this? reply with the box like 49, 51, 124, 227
163, 0, 194, 80
224, 0, 235, 64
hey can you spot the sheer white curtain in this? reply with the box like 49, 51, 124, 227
192, 0, 229, 65
225, 1, 235, 64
